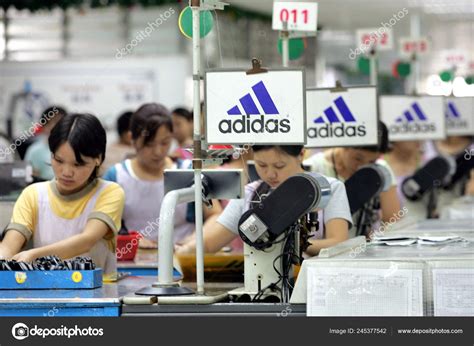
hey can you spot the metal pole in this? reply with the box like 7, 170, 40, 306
3, 8, 9, 61
61, 9, 70, 58
282, 21, 289, 67
158, 187, 196, 285
410, 13, 421, 95
369, 52, 377, 86
191, 1, 205, 295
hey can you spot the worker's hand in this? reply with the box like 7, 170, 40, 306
12, 250, 39, 263
174, 243, 195, 254
138, 238, 158, 249
0, 246, 13, 260
0, 252, 10, 260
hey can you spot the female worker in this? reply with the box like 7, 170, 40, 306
304, 121, 401, 236
103, 103, 222, 248
177, 145, 352, 256
0, 113, 125, 276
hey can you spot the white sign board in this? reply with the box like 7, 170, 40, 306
306, 87, 378, 147
356, 28, 393, 51
205, 69, 306, 145
399, 37, 430, 57
272, 2, 318, 32
441, 50, 469, 69
380, 96, 446, 141
307, 267, 423, 316
433, 268, 474, 316
445, 97, 474, 136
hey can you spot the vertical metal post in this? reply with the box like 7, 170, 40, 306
191, 0, 205, 295
281, 21, 289, 67
410, 13, 421, 95
369, 51, 377, 86
3, 8, 9, 61
61, 9, 70, 58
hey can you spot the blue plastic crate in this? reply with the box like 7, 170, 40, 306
0, 269, 103, 289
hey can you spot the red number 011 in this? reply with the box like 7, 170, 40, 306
280, 8, 309, 24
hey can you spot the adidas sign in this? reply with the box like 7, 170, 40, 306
219, 81, 291, 134
307, 96, 367, 139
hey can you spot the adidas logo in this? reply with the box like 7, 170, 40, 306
308, 96, 366, 138
218, 81, 290, 134
445, 101, 468, 128
395, 102, 428, 123
390, 102, 436, 134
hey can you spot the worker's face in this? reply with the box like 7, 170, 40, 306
120, 131, 132, 146
341, 148, 380, 176
51, 142, 100, 194
134, 126, 173, 171
254, 148, 304, 189
171, 115, 193, 144
393, 140, 421, 152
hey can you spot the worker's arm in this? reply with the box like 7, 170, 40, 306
12, 219, 110, 262
465, 169, 474, 195
176, 220, 237, 254
305, 218, 349, 257
379, 186, 402, 222
0, 231, 26, 259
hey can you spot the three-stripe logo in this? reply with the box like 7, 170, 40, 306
445, 101, 468, 128
445, 102, 460, 119
227, 81, 279, 116
313, 96, 356, 124
395, 102, 428, 123
219, 81, 291, 134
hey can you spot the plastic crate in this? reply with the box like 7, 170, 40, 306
0, 269, 103, 289
116, 231, 140, 261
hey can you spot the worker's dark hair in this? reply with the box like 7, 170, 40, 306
49, 113, 106, 181
130, 103, 173, 146
353, 121, 390, 153
172, 107, 193, 122
117, 111, 133, 137
252, 145, 303, 157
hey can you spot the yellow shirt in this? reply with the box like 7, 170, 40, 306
6, 179, 125, 251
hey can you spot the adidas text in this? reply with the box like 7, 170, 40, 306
447, 119, 468, 129
389, 122, 436, 134
218, 115, 291, 134
307, 123, 367, 138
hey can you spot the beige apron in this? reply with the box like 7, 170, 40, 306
33, 181, 116, 275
